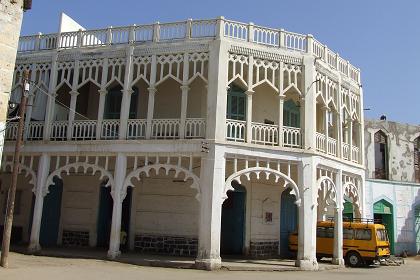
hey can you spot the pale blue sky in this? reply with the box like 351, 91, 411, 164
20, 0, 420, 125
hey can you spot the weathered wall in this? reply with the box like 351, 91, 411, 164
0, 173, 33, 243
0, 1, 24, 165
364, 179, 420, 255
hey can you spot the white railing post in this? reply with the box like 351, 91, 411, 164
278, 95, 285, 147
186, 19, 192, 39
129, 24, 136, 43
346, 60, 350, 77
279, 29, 285, 48
179, 85, 189, 139
77, 29, 83, 48
245, 91, 253, 143
153, 22, 160, 42
216, 16, 225, 39
34, 32, 42, 51
306, 34, 314, 54
323, 45, 328, 63
335, 53, 340, 70
248, 22, 254, 42
106, 26, 113, 45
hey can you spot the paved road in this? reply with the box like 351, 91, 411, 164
0, 252, 418, 280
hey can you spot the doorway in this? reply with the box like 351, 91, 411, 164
96, 185, 113, 248
220, 181, 246, 255
373, 199, 394, 254
280, 188, 298, 258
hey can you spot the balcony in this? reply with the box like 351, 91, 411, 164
5, 118, 206, 141
315, 132, 360, 164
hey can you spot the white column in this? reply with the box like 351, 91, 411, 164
24, 64, 38, 140
359, 86, 365, 166
28, 154, 50, 253
67, 90, 78, 140
206, 39, 229, 140
323, 106, 329, 153
107, 153, 127, 259
296, 157, 318, 270
332, 169, 345, 266
335, 111, 342, 158
145, 54, 157, 139
278, 95, 285, 147
96, 89, 107, 140
179, 85, 189, 139
302, 56, 316, 150
245, 90, 253, 143
119, 46, 134, 140
348, 118, 353, 161
43, 52, 58, 140
195, 144, 225, 270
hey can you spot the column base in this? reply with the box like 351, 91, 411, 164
332, 257, 345, 266
107, 250, 121, 259
27, 243, 41, 254
195, 257, 222, 270
295, 259, 319, 271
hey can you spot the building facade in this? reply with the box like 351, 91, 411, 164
0, 16, 364, 270
364, 119, 420, 256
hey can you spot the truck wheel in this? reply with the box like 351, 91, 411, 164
346, 251, 362, 267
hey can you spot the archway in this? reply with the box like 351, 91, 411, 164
221, 181, 246, 255
280, 188, 298, 258
373, 199, 394, 254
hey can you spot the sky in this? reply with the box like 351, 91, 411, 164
20, 0, 420, 125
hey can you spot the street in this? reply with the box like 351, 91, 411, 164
0, 252, 418, 280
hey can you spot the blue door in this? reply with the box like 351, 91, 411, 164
280, 188, 297, 258
221, 182, 246, 255
40, 177, 63, 247
96, 185, 113, 248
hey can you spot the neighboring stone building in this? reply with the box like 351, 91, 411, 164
364, 119, 420, 255
0, 15, 364, 270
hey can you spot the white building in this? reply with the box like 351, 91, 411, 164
364, 119, 420, 256
0, 15, 364, 270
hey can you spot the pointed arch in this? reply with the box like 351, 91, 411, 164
123, 163, 200, 200
224, 167, 301, 206
1, 161, 37, 190
45, 162, 114, 197
343, 180, 361, 214
317, 176, 338, 207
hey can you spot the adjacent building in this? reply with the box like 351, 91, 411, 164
0, 15, 364, 270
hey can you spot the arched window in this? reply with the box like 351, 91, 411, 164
415, 137, 420, 183
374, 131, 388, 179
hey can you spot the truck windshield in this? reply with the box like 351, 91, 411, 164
376, 229, 389, 241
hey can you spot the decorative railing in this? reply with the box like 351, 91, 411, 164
351, 146, 360, 163
101, 119, 120, 139
316, 132, 326, 152
26, 121, 44, 140
72, 120, 97, 140
185, 118, 206, 138
251, 122, 278, 145
18, 18, 359, 83
327, 137, 337, 156
342, 143, 350, 160
283, 126, 302, 148
5, 123, 18, 141
127, 119, 147, 139
50, 121, 68, 140
226, 119, 246, 142
151, 119, 180, 139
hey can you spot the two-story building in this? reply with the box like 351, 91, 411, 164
0, 14, 365, 270
364, 119, 420, 256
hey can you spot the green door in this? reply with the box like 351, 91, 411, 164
40, 177, 63, 246
280, 188, 298, 258
283, 100, 300, 128
373, 200, 394, 254
415, 206, 420, 254
343, 200, 354, 221
96, 185, 113, 248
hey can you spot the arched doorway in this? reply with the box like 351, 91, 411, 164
280, 188, 298, 258
221, 181, 246, 255
373, 200, 394, 254
39, 177, 63, 247
96, 182, 113, 248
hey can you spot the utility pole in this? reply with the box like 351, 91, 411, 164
1, 70, 29, 268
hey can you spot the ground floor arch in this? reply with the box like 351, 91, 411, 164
280, 187, 298, 258
373, 199, 394, 254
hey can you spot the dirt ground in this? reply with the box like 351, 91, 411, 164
0, 252, 419, 280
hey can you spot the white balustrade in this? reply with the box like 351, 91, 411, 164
313, 39, 324, 59
134, 25, 154, 41
72, 120, 97, 140
127, 119, 147, 139
191, 20, 217, 38
50, 121, 68, 140
151, 119, 180, 139
39, 33, 57, 50
5, 123, 18, 141
224, 20, 248, 40
283, 31, 307, 52
253, 26, 279, 46
327, 137, 337, 156
111, 27, 130, 44
159, 22, 187, 40
342, 143, 350, 160
101, 119, 120, 139
251, 122, 278, 145
26, 121, 44, 140
18, 35, 36, 52
226, 119, 246, 142
59, 31, 78, 48
185, 118, 206, 138
283, 126, 301, 148
351, 146, 360, 163
316, 132, 326, 152
81, 29, 108, 46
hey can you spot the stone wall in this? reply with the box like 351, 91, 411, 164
249, 240, 279, 258
134, 234, 197, 257
62, 230, 90, 247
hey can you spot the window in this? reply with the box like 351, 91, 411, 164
376, 229, 389, 241
316, 227, 334, 238
354, 229, 372, 240
374, 131, 388, 179
226, 86, 246, 121
343, 228, 354, 240
283, 100, 300, 128
415, 137, 420, 183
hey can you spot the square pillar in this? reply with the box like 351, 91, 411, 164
195, 144, 225, 270
179, 85, 189, 139
332, 169, 345, 266
302, 56, 317, 151
67, 91, 78, 140
296, 157, 318, 270
28, 154, 50, 253
107, 153, 127, 259
278, 95, 285, 147
96, 89, 107, 140
145, 87, 156, 139
245, 90, 253, 143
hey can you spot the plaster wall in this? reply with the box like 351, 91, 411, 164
252, 84, 279, 124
